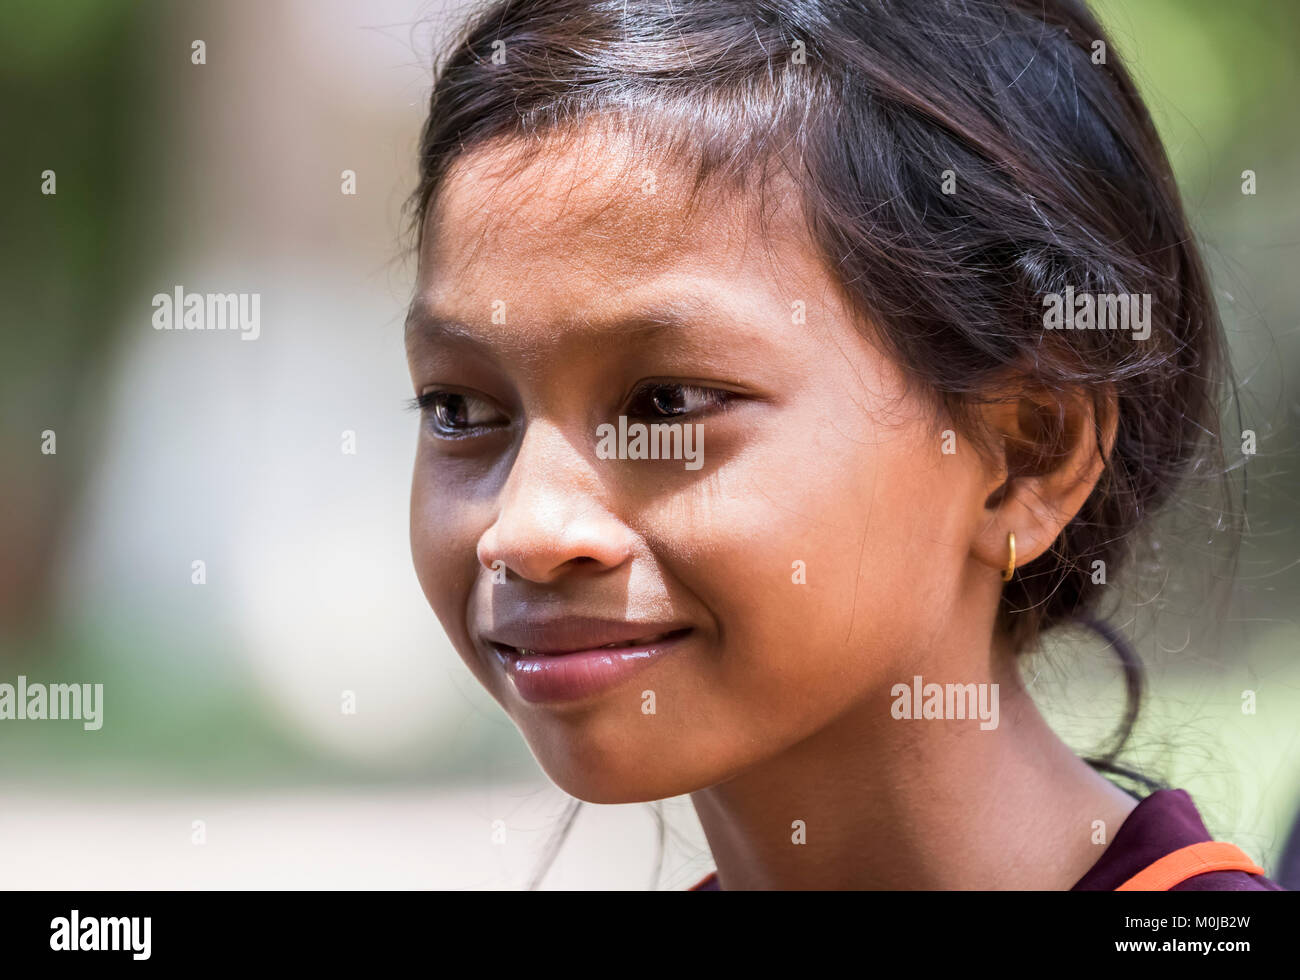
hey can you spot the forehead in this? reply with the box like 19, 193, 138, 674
414, 125, 825, 316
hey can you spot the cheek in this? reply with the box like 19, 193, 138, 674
409, 463, 480, 648
658, 416, 970, 723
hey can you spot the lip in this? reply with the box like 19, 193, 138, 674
481, 618, 692, 704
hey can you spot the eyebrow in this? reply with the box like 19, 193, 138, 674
404, 294, 731, 348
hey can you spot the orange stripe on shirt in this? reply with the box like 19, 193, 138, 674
1115, 841, 1265, 891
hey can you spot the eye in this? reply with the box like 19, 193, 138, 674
624, 382, 733, 420
412, 389, 508, 437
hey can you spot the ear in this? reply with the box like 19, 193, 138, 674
970, 384, 1118, 578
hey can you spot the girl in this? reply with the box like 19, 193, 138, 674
402, 0, 1285, 890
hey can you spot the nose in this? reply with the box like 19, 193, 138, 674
477, 421, 635, 584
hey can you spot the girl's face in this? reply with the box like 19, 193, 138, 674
407, 129, 1000, 803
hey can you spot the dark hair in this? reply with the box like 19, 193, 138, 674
408, 0, 1238, 884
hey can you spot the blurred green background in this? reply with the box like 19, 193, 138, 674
0, 0, 1296, 887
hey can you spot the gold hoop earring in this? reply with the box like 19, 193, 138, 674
1001, 531, 1016, 582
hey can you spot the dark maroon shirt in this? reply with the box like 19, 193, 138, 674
689, 788, 1285, 890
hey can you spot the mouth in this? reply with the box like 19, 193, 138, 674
482, 624, 694, 704
488, 628, 692, 659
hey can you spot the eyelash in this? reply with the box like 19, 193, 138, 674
407, 389, 506, 440
407, 382, 736, 439
624, 381, 735, 420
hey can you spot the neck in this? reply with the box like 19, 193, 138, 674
689, 639, 1136, 890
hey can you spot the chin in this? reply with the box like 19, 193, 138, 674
519, 724, 717, 804
540, 760, 679, 805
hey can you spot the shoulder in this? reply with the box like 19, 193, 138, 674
1072, 788, 1286, 891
